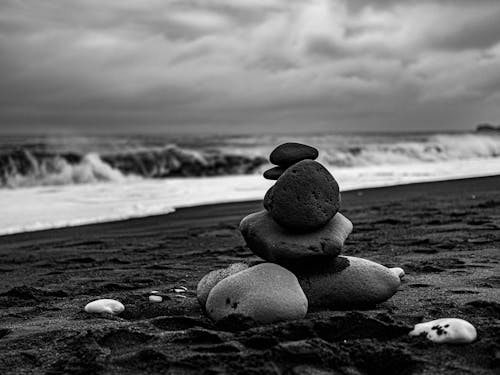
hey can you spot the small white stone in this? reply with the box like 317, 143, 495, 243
390, 267, 405, 280
173, 286, 187, 293
84, 299, 125, 314
149, 295, 163, 303
150, 290, 160, 294
409, 318, 477, 344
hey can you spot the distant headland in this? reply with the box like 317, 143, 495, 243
476, 123, 500, 132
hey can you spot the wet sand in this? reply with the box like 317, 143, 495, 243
0, 176, 499, 374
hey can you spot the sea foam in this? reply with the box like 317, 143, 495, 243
1, 157, 500, 235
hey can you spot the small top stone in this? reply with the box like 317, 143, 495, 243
263, 166, 287, 180
269, 143, 319, 167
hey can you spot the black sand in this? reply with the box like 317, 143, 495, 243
0, 176, 499, 374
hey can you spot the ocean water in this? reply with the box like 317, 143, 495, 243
1, 131, 500, 235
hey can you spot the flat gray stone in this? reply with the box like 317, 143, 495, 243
296, 256, 401, 308
239, 210, 352, 266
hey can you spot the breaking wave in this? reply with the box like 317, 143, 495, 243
1, 133, 499, 188
319, 134, 500, 167
0, 145, 268, 188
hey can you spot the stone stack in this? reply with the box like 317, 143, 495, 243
197, 142, 403, 324
241, 143, 352, 267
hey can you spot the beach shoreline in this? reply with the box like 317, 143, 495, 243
1, 174, 500, 241
0, 175, 499, 374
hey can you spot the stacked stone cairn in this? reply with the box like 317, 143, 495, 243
197, 143, 404, 325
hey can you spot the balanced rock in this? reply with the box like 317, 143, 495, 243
409, 318, 477, 344
240, 210, 352, 266
197, 263, 249, 309
296, 256, 401, 307
270, 142, 319, 167
264, 160, 340, 231
206, 263, 308, 324
263, 166, 286, 180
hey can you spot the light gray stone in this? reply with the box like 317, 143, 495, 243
297, 256, 401, 307
206, 263, 308, 324
197, 263, 249, 309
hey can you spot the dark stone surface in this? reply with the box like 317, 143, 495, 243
263, 186, 273, 211
269, 143, 318, 167
263, 166, 286, 180
239, 211, 352, 267
296, 256, 401, 308
264, 160, 340, 231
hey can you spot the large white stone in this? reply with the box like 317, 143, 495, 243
84, 299, 125, 314
409, 318, 477, 344
206, 263, 308, 324
296, 256, 401, 307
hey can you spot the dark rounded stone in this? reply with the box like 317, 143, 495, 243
239, 210, 352, 267
263, 166, 286, 180
263, 160, 340, 231
269, 143, 319, 167
263, 186, 273, 211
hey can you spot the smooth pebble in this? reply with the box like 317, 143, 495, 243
84, 299, 125, 314
149, 295, 163, 303
197, 262, 249, 308
269, 143, 319, 166
263, 166, 287, 180
390, 267, 405, 279
409, 318, 477, 344
296, 256, 401, 307
206, 263, 308, 324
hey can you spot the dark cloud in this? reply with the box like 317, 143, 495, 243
0, 0, 499, 134
429, 8, 500, 51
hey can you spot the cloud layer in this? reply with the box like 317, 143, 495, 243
1, 0, 499, 133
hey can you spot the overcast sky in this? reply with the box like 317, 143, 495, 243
1, 0, 499, 134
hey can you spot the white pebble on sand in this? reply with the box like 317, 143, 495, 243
173, 286, 187, 293
84, 299, 125, 314
409, 318, 477, 344
390, 267, 405, 279
149, 295, 163, 303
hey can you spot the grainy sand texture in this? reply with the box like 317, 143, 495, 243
0, 176, 499, 374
